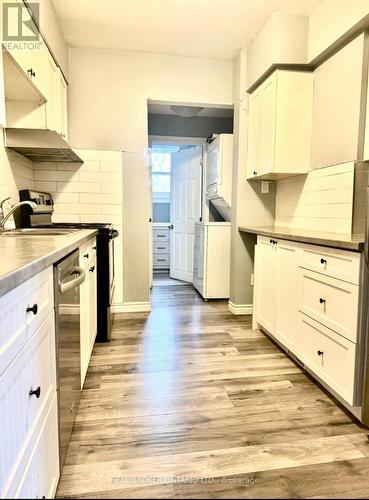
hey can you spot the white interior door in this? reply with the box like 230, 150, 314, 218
170, 146, 202, 282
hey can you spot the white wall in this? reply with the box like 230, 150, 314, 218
308, 0, 369, 61
246, 13, 309, 88
68, 47, 233, 304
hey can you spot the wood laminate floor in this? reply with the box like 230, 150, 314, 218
57, 284, 369, 499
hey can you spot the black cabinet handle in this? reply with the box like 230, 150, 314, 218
29, 386, 41, 398
320, 258, 327, 265
26, 304, 38, 315
317, 350, 324, 356
27, 68, 36, 78
168, 224, 174, 229
92, 246, 96, 250
84, 253, 89, 258
319, 298, 326, 304
253, 171, 257, 175
89, 266, 95, 272
269, 239, 277, 245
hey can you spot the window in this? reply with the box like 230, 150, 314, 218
152, 151, 171, 202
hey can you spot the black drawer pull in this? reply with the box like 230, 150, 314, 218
317, 350, 324, 356
319, 298, 326, 304
84, 253, 89, 258
157, 247, 166, 250
29, 386, 41, 399
320, 258, 327, 265
157, 235, 166, 238
157, 259, 166, 262
92, 246, 96, 250
89, 266, 95, 272
253, 171, 257, 175
26, 304, 38, 315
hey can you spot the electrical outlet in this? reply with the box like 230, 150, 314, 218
261, 181, 269, 194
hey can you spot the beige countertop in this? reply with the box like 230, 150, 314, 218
0, 229, 97, 297
238, 226, 365, 252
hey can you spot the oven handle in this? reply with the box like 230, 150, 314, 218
59, 266, 86, 294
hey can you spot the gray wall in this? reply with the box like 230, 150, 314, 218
148, 114, 233, 138
230, 51, 276, 308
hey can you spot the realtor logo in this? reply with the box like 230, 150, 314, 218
2, 2, 40, 43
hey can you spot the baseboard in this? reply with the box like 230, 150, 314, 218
111, 301, 151, 313
228, 301, 253, 315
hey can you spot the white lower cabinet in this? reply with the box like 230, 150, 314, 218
254, 236, 300, 353
254, 235, 362, 406
80, 237, 97, 387
299, 314, 357, 405
13, 395, 60, 499
254, 237, 277, 333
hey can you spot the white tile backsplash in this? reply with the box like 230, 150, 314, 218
33, 148, 124, 306
275, 162, 355, 234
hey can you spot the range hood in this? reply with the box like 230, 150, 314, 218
4, 128, 83, 163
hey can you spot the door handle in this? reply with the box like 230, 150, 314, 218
59, 266, 85, 294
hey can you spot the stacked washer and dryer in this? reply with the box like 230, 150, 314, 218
193, 134, 233, 299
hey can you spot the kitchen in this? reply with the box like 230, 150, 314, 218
1, 0, 369, 499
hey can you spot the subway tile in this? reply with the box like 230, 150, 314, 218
79, 171, 121, 184
33, 161, 57, 171
52, 213, 81, 223
34, 170, 80, 182
80, 160, 101, 172
101, 161, 122, 172
79, 193, 121, 204
51, 192, 79, 204
56, 162, 82, 171
33, 181, 57, 192
101, 183, 121, 194
57, 182, 100, 193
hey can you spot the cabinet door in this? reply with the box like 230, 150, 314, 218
88, 255, 97, 351
246, 89, 262, 178
45, 52, 58, 131
259, 74, 277, 176
56, 67, 68, 140
80, 273, 89, 388
255, 238, 277, 334
275, 241, 301, 354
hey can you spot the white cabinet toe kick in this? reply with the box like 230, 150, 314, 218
253, 235, 367, 421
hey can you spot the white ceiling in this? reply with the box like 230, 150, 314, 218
148, 103, 234, 118
50, 0, 322, 60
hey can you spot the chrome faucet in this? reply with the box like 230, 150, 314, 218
0, 199, 37, 231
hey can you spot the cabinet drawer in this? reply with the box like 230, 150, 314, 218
79, 237, 97, 267
153, 242, 170, 253
0, 312, 57, 498
299, 269, 359, 343
13, 395, 59, 499
299, 314, 357, 405
301, 245, 361, 284
153, 254, 170, 268
0, 266, 54, 376
153, 229, 170, 242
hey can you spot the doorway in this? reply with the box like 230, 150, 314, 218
150, 140, 204, 287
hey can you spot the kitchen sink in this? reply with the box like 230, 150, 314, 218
0, 228, 80, 236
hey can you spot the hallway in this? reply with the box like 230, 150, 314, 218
57, 284, 369, 499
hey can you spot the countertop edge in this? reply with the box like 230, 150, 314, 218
238, 226, 365, 252
0, 229, 98, 297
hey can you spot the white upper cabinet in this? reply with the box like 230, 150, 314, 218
311, 33, 369, 169
44, 51, 58, 131
55, 67, 68, 140
246, 70, 314, 180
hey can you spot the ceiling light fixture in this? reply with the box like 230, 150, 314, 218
170, 105, 204, 118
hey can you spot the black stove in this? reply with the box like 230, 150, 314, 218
19, 189, 118, 342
